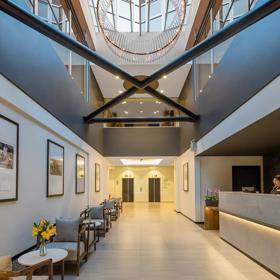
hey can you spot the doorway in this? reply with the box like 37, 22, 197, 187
232, 166, 261, 192
122, 178, 134, 202
149, 178, 161, 202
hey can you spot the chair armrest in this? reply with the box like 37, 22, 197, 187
0, 259, 53, 280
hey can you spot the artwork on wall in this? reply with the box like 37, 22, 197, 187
76, 154, 85, 194
0, 115, 19, 202
183, 162, 189, 192
95, 163, 100, 192
47, 140, 64, 197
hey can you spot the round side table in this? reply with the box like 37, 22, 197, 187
18, 248, 68, 280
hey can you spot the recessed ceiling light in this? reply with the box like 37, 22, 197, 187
122, 101, 127, 104
160, 90, 164, 93
124, 111, 128, 114
115, 76, 120, 79
140, 110, 143, 113
163, 75, 167, 79
119, 90, 123, 93
208, 75, 212, 79
153, 111, 158, 114
140, 101, 143, 104
200, 89, 203, 93
120, 159, 163, 166
156, 100, 161, 104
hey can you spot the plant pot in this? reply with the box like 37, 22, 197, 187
205, 199, 218, 207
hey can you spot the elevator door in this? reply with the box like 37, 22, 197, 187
149, 178, 160, 202
122, 178, 134, 202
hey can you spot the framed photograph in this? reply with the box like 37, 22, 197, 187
0, 115, 19, 202
76, 154, 85, 194
47, 140, 64, 197
95, 163, 100, 192
183, 162, 189, 192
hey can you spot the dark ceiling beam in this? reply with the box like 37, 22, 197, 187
89, 116, 195, 123
0, 0, 142, 88
140, 0, 280, 88
145, 87, 199, 120
84, 87, 138, 122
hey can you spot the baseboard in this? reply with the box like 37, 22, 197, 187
175, 210, 204, 224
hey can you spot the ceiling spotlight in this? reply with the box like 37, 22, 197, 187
199, 89, 203, 93
160, 90, 164, 93
208, 75, 212, 79
153, 111, 158, 114
163, 75, 167, 79
140, 110, 143, 113
124, 111, 128, 114
140, 101, 143, 104
156, 100, 161, 104
119, 90, 123, 93
122, 101, 127, 104
115, 76, 120, 79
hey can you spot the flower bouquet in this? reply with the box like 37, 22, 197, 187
32, 219, 56, 256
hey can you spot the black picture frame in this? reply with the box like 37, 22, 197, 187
76, 154, 85, 194
95, 163, 100, 192
0, 114, 19, 202
183, 162, 189, 192
47, 140, 64, 197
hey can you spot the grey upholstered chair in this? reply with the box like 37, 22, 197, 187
0, 255, 52, 279
46, 218, 87, 276
88, 205, 107, 237
104, 199, 118, 225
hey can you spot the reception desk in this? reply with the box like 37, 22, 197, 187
219, 192, 280, 276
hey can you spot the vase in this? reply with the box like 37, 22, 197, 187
205, 199, 219, 207
39, 238, 47, 256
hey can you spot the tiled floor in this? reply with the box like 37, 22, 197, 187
58, 203, 276, 280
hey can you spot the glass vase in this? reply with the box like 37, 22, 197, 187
39, 238, 47, 256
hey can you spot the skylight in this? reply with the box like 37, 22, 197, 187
88, 0, 191, 33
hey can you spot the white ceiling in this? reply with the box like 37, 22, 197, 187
107, 156, 176, 166
92, 63, 191, 98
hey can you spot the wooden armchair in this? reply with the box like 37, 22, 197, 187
46, 218, 87, 276
0, 257, 53, 280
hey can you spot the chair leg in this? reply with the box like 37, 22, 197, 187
76, 262, 80, 276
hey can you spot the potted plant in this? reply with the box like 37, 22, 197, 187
32, 219, 56, 256
205, 188, 220, 207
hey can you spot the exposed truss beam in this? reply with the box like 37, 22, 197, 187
89, 116, 195, 123
84, 87, 138, 122
140, 0, 280, 88
0, 0, 142, 88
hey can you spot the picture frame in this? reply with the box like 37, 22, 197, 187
47, 140, 64, 197
0, 114, 19, 202
76, 154, 85, 194
95, 163, 100, 192
183, 162, 189, 192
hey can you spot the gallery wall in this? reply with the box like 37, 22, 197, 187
108, 166, 175, 202
0, 75, 109, 256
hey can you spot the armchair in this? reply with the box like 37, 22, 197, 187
46, 218, 87, 276
88, 205, 108, 236
0, 256, 52, 280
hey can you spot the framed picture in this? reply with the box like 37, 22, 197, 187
183, 162, 189, 192
47, 140, 64, 197
0, 115, 19, 202
95, 163, 100, 192
76, 154, 85, 194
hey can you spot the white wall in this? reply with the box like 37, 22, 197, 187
0, 75, 109, 256
174, 149, 201, 222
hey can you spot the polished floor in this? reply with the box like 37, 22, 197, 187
59, 203, 276, 280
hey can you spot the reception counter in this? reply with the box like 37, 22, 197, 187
219, 192, 280, 276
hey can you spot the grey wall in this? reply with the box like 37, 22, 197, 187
103, 127, 180, 156
179, 2, 280, 154
0, 10, 104, 154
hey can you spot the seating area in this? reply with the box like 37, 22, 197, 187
0, 198, 122, 279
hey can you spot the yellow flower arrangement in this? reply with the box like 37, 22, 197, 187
32, 219, 56, 241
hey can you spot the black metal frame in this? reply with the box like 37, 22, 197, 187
1, 0, 280, 123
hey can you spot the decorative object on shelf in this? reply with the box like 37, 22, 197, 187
0, 115, 19, 202
47, 140, 64, 197
205, 188, 220, 207
183, 162, 189, 192
95, 163, 101, 192
97, 0, 187, 63
32, 219, 56, 256
76, 154, 85, 194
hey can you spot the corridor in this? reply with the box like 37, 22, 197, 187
63, 203, 276, 280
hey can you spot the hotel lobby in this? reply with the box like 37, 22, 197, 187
0, 0, 280, 279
